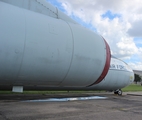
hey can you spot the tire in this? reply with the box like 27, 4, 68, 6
114, 91, 118, 94
118, 89, 122, 96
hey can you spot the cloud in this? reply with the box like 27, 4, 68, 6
55, 0, 142, 69
138, 47, 142, 60
127, 20, 142, 37
128, 62, 142, 70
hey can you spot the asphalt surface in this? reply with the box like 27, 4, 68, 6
0, 92, 142, 120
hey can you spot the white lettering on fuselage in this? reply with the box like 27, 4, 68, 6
110, 64, 126, 70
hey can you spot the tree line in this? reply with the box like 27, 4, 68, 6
134, 74, 142, 84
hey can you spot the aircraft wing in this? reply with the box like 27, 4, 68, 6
0, 0, 77, 24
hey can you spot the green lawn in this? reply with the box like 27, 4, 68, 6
0, 90, 97, 94
122, 84, 142, 92
0, 84, 142, 94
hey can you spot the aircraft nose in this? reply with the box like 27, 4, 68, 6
130, 72, 135, 84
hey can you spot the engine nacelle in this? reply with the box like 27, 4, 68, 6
0, 1, 110, 87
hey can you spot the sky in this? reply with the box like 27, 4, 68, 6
46, 0, 142, 70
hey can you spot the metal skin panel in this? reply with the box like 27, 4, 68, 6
0, 2, 25, 85
0, 1, 111, 87
90, 70, 134, 90
88, 57, 134, 90
60, 24, 108, 87
22, 57, 134, 91
0, 2, 73, 86
15, 7, 73, 85
0, 0, 77, 24
88, 39, 111, 86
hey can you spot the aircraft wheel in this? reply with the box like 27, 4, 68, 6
117, 89, 122, 96
114, 89, 122, 96
114, 91, 118, 94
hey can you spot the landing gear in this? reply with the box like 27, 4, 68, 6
114, 89, 122, 96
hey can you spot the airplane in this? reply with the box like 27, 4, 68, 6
19, 56, 134, 96
0, 0, 134, 95
89, 56, 134, 95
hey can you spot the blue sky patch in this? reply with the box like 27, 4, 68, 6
125, 54, 140, 64
134, 37, 142, 48
46, 0, 66, 12
71, 14, 97, 32
46, 0, 97, 32
102, 10, 121, 20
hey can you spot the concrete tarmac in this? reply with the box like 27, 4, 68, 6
0, 92, 142, 120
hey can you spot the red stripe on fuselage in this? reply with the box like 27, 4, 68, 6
88, 38, 111, 87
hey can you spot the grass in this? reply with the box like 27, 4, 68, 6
0, 90, 98, 94
122, 84, 142, 92
0, 84, 142, 94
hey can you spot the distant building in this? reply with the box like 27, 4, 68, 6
133, 70, 142, 76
